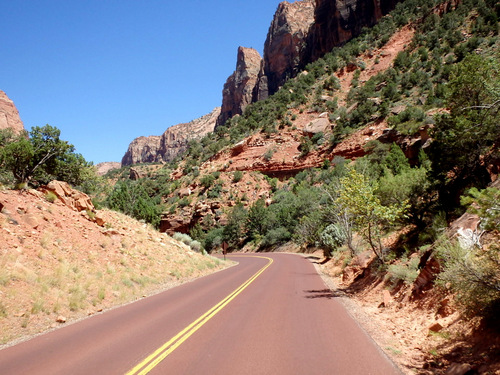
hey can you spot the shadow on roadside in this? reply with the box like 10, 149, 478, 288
304, 288, 348, 299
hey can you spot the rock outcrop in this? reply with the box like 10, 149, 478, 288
95, 162, 121, 176
122, 107, 220, 166
260, 0, 315, 97
0, 90, 25, 134
216, 47, 263, 127
303, 0, 401, 64
121, 136, 162, 165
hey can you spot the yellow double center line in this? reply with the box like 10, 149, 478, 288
126, 255, 273, 375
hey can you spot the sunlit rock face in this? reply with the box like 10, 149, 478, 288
0, 90, 25, 134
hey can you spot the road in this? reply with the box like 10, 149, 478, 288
0, 253, 401, 374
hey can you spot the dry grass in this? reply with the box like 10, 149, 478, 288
0, 189, 231, 347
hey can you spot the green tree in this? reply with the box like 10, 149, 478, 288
429, 54, 500, 208
246, 199, 268, 241
222, 203, 248, 247
0, 125, 92, 187
336, 167, 407, 262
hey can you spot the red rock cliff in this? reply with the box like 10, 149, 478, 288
261, 0, 315, 97
0, 90, 25, 134
216, 47, 263, 128
303, 0, 401, 64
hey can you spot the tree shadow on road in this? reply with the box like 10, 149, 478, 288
304, 288, 348, 299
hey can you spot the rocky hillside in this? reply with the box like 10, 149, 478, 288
0, 183, 227, 346
216, 0, 403, 129
0, 91, 25, 134
159, 24, 420, 234
125, 0, 403, 164
121, 107, 220, 166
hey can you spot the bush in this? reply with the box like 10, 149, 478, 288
261, 227, 292, 248
173, 232, 204, 253
232, 170, 243, 183
387, 257, 420, 285
436, 238, 500, 316
44, 191, 58, 203
319, 223, 346, 255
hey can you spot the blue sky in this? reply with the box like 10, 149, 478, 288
1, 1, 284, 164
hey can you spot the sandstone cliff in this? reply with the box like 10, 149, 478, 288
122, 107, 220, 166
217, 0, 402, 128
216, 47, 263, 128
261, 0, 315, 97
303, 0, 401, 64
0, 90, 25, 134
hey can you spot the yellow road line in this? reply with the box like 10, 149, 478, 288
126, 255, 273, 375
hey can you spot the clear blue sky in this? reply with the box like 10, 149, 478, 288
1, 1, 284, 164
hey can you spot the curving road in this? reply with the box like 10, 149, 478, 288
0, 253, 401, 374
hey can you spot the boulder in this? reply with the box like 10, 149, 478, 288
445, 363, 472, 375
41, 181, 95, 213
303, 117, 330, 135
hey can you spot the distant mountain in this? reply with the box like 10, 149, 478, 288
121, 107, 220, 166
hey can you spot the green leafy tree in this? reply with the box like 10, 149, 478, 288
429, 54, 500, 208
105, 180, 162, 228
0, 125, 92, 187
336, 167, 407, 262
246, 199, 268, 241
222, 203, 248, 247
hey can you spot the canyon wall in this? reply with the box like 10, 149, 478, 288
217, 0, 402, 128
303, 0, 401, 64
122, 107, 220, 166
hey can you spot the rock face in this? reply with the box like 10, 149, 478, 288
216, 47, 263, 127
95, 162, 121, 176
0, 90, 25, 134
261, 0, 315, 97
121, 136, 162, 165
217, 0, 402, 128
122, 108, 220, 166
303, 0, 401, 64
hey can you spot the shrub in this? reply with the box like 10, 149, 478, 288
436, 238, 500, 317
263, 147, 275, 161
387, 257, 420, 285
232, 170, 244, 183
319, 223, 346, 255
44, 191, 58, 203
200, 174, 215, 189
261, 227, 292, 248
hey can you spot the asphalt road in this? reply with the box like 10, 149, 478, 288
0, 253, 401, 374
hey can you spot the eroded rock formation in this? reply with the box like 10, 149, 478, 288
95, 162, 121, 176
218, 0, 402, 128
122, 107, 220, 166
216, 47, 263, 127
0, 90, 25, 134
261, 0, 315, 97
121, 136, 162, 165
